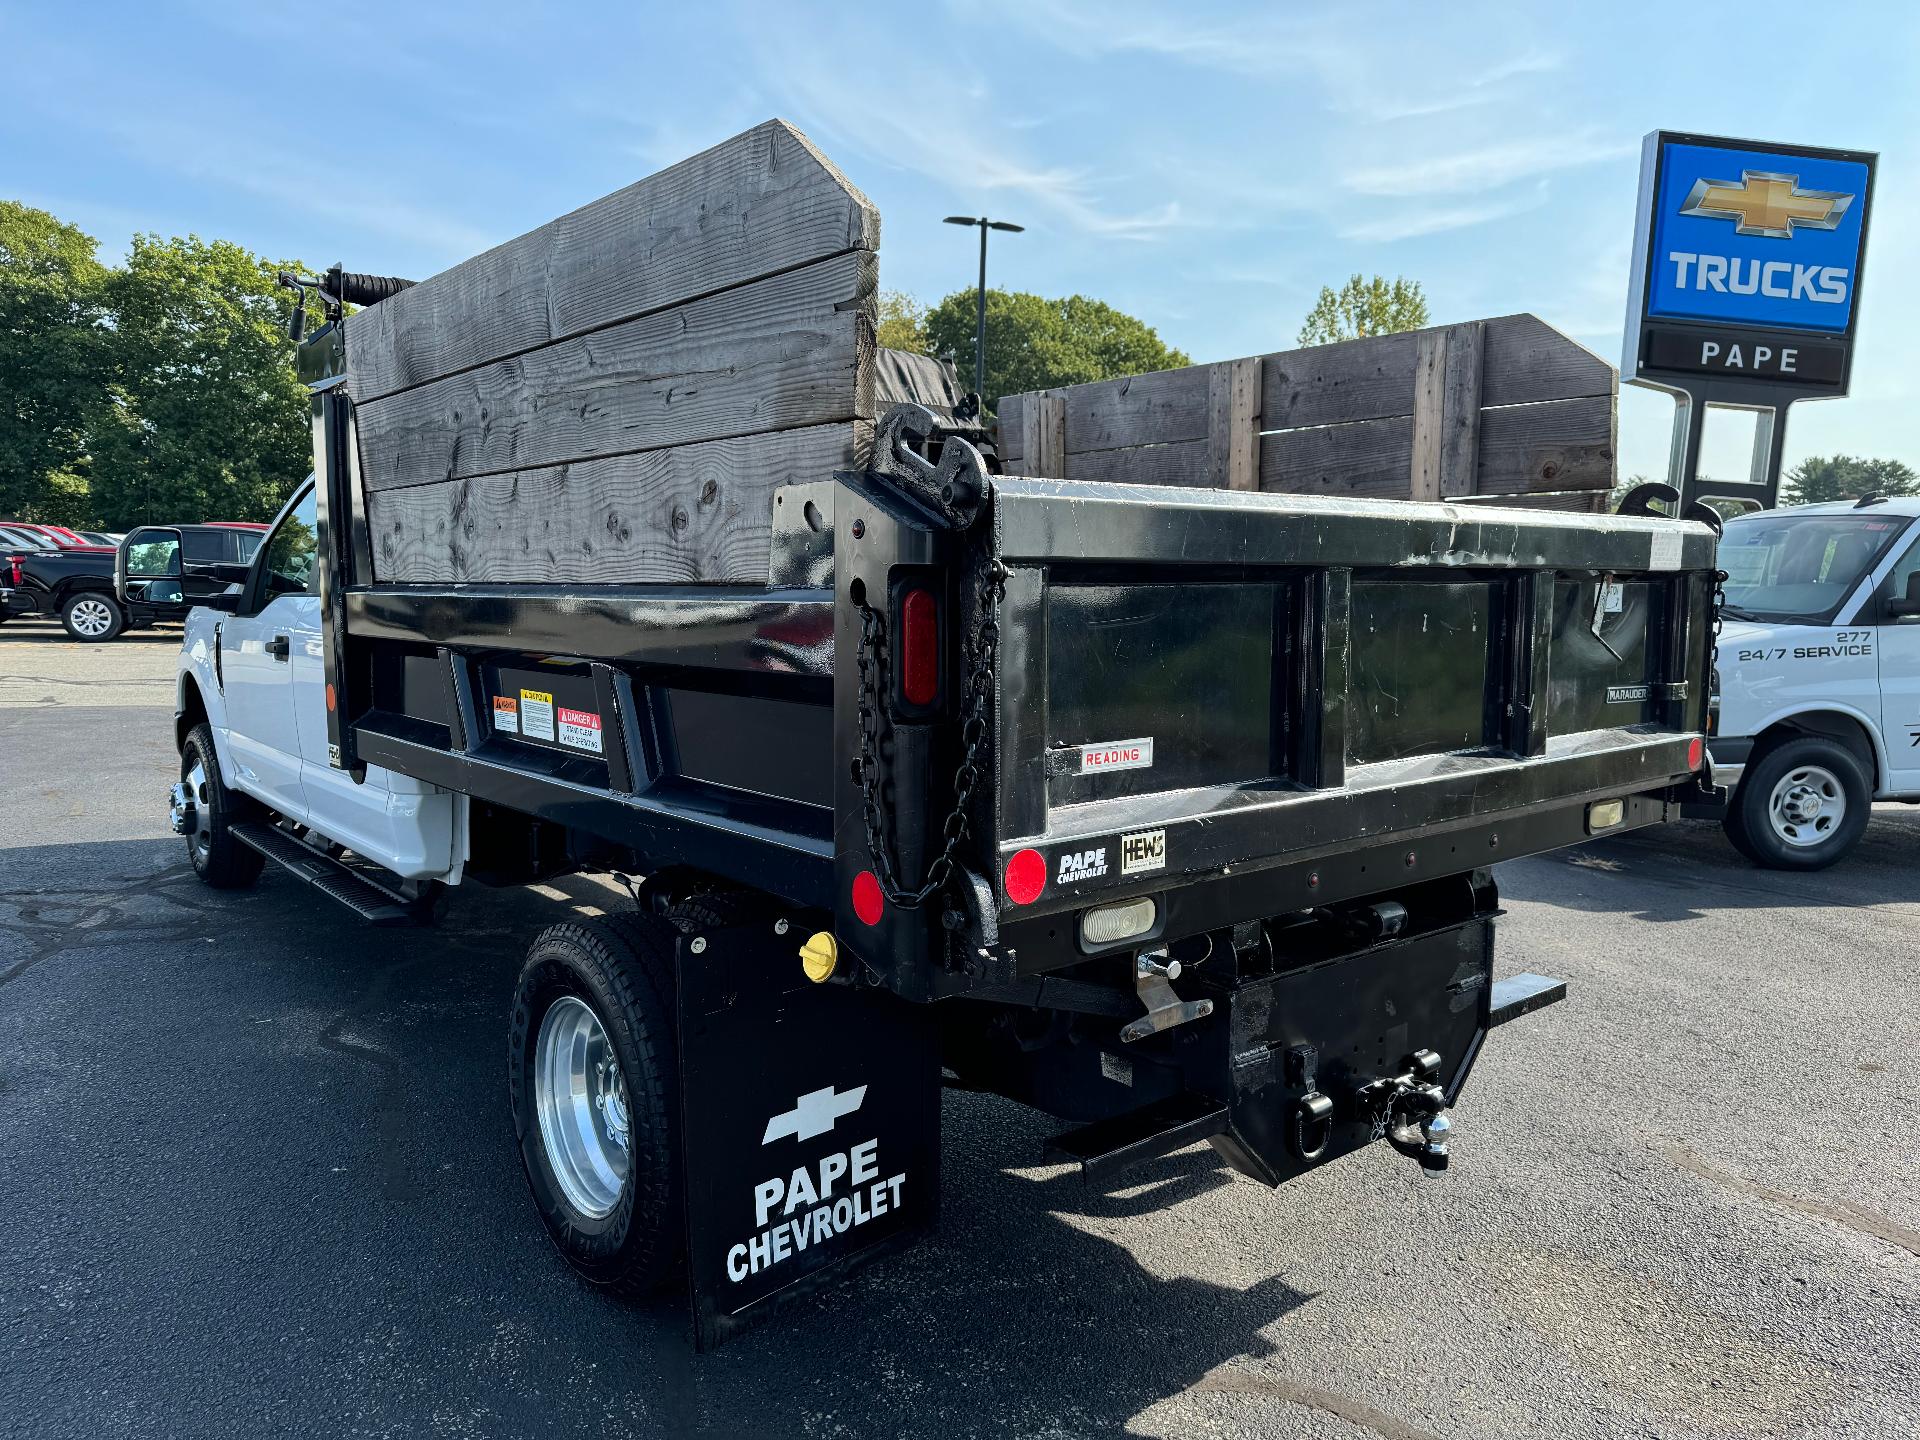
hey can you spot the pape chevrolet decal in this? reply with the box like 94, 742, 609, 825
762, 1084, 866, 1144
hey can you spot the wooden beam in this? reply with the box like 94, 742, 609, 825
1473, 396, 1615, 494
364, 422, 866, 585
1065, 364, 1211, 453
1438, 322, 1484, 497
1064, 439, 1209, 488
1409, 330, 1447, 502
348, 120, 879, 402
1017, 390, 1066, 477
1259, 416, 1414, 498
1207, 357, 1261, 490
996, 393, 1025, 462
354, 250, 876, 493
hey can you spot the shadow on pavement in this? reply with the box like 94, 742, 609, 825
0, 619, 182, 645
2, 838, 1318, 1438
1504, 809, 1920, 923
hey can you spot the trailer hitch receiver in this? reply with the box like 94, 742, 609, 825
1358, 1049, 1452, 1176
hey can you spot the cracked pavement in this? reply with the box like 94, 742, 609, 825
2, 617, 1917, 1438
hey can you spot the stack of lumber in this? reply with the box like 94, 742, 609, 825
997, 316, 1617, 512
347, 120, 879, 586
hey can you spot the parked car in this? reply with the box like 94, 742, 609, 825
1708, 495, 1920, 868
2, 524, 262, 640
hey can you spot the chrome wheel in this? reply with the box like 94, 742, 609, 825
179, 758, 214, 862
67, 597, 114, 638
1768, 764, 1846, 849
534, 996, 631, 1219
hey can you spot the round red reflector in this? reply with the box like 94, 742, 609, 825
1005, 848, 1046, 906
1687, 736, 1705, 772
852, 869, 885, 926
325, 683, 337, 712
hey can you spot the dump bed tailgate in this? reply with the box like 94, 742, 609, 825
983, 479, 1716, 921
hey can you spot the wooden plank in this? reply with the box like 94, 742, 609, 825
1438, 322, 1484, 497
1064, 364, 1211, 453
355, 250, 876, 492
1017, 390, 1066, 477
1472, 396, 1614, 495
1408, 330, 1446, 502
996, 393, 1025, 461
365, 423, 866, 585
1063, 439, 1209, 488
1207, 357, 1261, 491
1258, 417, 1414, 498
1450, 490, 1610, 514
1478, 314, 1612, 408
1259, 314, 1609, 431
349, 120, 879, 402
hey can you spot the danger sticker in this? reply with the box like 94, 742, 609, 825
519, 688, 555, 742
1649, 529, 1683, 572
1079, 737, 1153, 775
1120, 828, 1167, 875
557, 706, 604, 754
491, 695, 519, 733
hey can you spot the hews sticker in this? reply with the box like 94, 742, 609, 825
556, 706, 603, 753
490, 695, 519, 733
519, 688, 555, 741
728, 1088, 905, 1285
1080, 738, 1153, 774
1120, 828, 1167, 875
1057, 847, 1108, 884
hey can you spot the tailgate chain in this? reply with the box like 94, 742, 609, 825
855, 557, 1009, 908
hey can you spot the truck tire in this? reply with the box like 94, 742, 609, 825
61, 591, 124, 642
508, 915, 683, 1294
1723, 735, 1870, 871
178, 723, 266, 889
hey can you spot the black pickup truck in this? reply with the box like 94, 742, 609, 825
2, 524, 262, 639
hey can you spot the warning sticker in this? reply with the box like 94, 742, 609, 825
491, 695, 519, 733
520, 688, 555, 742
1649, 529, 1683, 572
557, 706, 604, 754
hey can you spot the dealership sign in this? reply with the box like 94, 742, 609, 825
1625, 131, 1876, 397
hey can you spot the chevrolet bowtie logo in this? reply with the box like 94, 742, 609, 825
1679, 170, 1854, 239
762, 1084, 867, 1145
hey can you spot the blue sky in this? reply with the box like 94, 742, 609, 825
5, 0, 1916, 483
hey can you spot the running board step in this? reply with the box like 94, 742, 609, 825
1045, 1091, 1228, 1182
228, 822, 418, 925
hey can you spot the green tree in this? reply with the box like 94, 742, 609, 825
1298, 274, 1430, 346
89, 233, 314, 529
0, 202, 109, 522
875, 289, 929, 354
924, 288, 1189, 409
1783, 454, 1920, 506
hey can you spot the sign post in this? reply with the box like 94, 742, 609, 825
1624, 130, 1876, 509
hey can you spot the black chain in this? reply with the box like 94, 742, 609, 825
855, 558, 1009, 908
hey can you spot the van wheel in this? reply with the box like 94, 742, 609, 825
509, 915, 683, 1293
1723, 736, 1870, 870
178, 724, 266, 888
61, 591, 124, 641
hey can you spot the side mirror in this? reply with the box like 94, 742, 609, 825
289, 293, 306, 343
116, 527, 184, 604
1887, 570, 1920, 619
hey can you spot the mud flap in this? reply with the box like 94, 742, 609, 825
675, 921, 939, 1350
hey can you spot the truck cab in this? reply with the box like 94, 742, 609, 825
1710, 496, 1920, 867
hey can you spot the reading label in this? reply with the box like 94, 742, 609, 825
491, 695, 519, 733
1079, 738, 1154, 774
557, 706, 604, 754
1649, 530, 1683, 572
520, 689, 555, 741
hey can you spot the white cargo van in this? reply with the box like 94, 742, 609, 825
1710, 496, 1920, 868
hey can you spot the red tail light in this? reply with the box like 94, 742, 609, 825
898, 587, 940, 707
6, 556, 20, 587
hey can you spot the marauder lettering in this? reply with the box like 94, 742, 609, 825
725, 1138, 906, 1283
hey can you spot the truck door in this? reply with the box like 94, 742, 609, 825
1874, 525, 1920, 792
219, 490, 318, 820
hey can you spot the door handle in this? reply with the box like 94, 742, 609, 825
267, 635, 290, 661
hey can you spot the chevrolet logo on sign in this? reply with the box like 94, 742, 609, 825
1679, 170, 1854, 239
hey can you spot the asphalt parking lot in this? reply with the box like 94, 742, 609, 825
3, 615, 1918, 1439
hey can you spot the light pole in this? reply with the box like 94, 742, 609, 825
943, 215, 1023, 400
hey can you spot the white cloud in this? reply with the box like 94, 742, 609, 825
1338, 183, 1550, 243
1342, 133, 1636, 199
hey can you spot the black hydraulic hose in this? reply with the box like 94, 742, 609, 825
327, 269, 416, 307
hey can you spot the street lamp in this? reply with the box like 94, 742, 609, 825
943, 215, 1024, 401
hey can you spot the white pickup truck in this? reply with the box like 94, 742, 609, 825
1710, 495, 1920, 868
